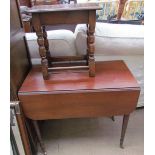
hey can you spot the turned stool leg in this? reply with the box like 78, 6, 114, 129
32, 14, 49, 80
87, 11, 96, 77
32, 120, 47, 155
120, 114, 130, 148
42, 26, 51, 66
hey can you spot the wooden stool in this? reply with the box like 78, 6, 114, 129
27, 3, 101, 79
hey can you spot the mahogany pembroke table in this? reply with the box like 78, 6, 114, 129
18, 61, 140, 155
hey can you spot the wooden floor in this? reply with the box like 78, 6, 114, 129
37, 108, 144, 155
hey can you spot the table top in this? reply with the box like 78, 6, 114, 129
26, 3, 101, 13
19, 61, 139, 94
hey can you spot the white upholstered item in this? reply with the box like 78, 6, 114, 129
75, 23, 144, 56
25, 30, 77, 64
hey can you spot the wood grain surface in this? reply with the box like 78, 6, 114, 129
18, 61, 140, 120
11, 0, 30, 100
30, 3, 100, 79
19, 61, 139, 93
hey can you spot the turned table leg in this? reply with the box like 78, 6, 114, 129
87, 11, 96, 77
120, 114, 130, 148
111, 116, 115, 121
32, 120, 47, 155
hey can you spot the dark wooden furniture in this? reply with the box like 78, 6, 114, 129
27, 3, 101, 79
19, 0, 60, 6
22, 15, 32, 33
11, 0, 30, 100
19, 1, 77, 33
33, 0, 77, 5
11, 0, 39, 154
32, 0, 60, 6
18, 60, 140, 154
18, 0, 32, 7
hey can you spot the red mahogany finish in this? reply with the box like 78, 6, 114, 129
19, 61, 139, 93
19, 61, 140, 120
18, 60, 140, 153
